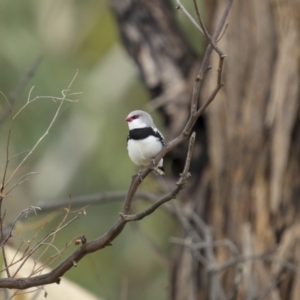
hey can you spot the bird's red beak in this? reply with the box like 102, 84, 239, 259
125, 116, 132, 122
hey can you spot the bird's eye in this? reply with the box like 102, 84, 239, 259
132, 115, 139, 119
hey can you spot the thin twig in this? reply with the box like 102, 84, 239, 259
0, 207, 41, 248
0, 1, 234, 289
0, 92, 13, 205
0, 55, 43, 129
1, 209, 10, 278
5, 71, 79, 188
254, 274, 285, 300
5, 172, 40, 195
177, 0, 224, 56
176, 0, 204, 35
32, 238, 75, 275
212, 253, 300, 275
12, 212, 81, 278
12, 88, 80, 121
35, 205, 73, 263
8, 150, 31, 162
170, 237, 239, 256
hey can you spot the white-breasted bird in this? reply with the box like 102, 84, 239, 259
125, 110, 164, 172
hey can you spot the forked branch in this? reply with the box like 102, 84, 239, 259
0, 0, 232, 290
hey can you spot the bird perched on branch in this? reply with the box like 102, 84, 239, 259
125, 110, 164, 175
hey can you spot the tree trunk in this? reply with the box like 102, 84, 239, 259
111, 0, 300, 299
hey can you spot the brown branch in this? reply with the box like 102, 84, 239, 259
150, 0, 232, 167
120, 132, 195, 222
191, 0, 224, 57
0, 1, 233, 290
11, 212, 82, 279
175, 0, 204, 35
120, 187, 181, 222
0, 132, 194, 289
0, 190, 175, 247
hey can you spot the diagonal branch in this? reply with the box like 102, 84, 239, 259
0, 1, 233, 290
120, 132, 195, 222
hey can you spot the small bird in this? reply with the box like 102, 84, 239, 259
125, 110, 164, 174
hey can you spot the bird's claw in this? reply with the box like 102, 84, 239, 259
152, 166, 165, 176
151, 158, 156, 167
137, 169, 143, 182
151, 158, 164, 176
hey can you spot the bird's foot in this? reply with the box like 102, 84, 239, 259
152, 167, 165, 176
151, 158, 165, 176
137, 168, 143, 182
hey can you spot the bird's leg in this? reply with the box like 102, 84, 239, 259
151, 158, 165, 176
137, 166, 143, 182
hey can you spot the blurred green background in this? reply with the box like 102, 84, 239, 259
0, 0, 202, 299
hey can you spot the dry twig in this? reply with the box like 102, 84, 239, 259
0, 0, 233, 291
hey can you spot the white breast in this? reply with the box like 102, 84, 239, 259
127, 136, 163, 167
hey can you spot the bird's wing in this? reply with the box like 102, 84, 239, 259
152, 127, 164, 146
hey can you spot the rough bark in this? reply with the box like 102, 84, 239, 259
111, 0, 300, 299
203, 1, 300, 299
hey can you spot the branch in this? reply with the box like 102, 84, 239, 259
11, 211, 82, 279
0, 190, 176, 246
213, 253, 300, 275
37, 191, 159, 212
0, 1, 233, 289
120, 133, 195, 222
0, 133, 195, 289
175, 1, 204, 35
0, 55, 43, 129
0, 206, 41, 248
4, 71, 80, 188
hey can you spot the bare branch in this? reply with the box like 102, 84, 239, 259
5, 172, 40, 195
4, 71, 79, 188
177, 0, 227, 56
213, 252, 300, 275
0, 92, 13, 197
175, 0, 204, 35
37, 190, 176, 216
0, 55, 43, 129
12, 86, 80, 121
0, 206, 41, 248
0, 0, 233, 290
147, 0, 232, 171
120, 132, 195, 222
170, 237, 239, 256
11, 211, 82, 278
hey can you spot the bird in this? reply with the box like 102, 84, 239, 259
125, 110, 164, 175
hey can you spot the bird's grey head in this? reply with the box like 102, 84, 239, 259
125, 110, 154, 130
